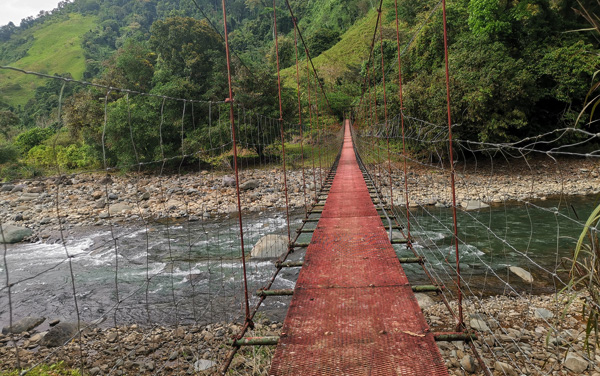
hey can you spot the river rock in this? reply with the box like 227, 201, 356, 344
469, 318, 490, 332
108, 202, 132, 214
91, 190, 104, 200
460, 355, 478, 373
0, 224, 33, 243
1, 184, 15, 192
99, 175, 113, 185
509, 266, 533, 283
415, 293, 435, 309
29, 332, 46, 344
222, 176, 235, 187
564, 354, 588, 373
240, 179, 260, 190
40, 322, 79, 347
534, 307, 554, 319
461, 200, 489, 210
28, 186, 44, 194
18, 193, 39, 202
2, 316, 45, 334
494, 361, 518, 375
11, 184, 25, 192
195, 359, 217, 371
250, 234, 288, 259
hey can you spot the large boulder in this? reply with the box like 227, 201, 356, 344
2, 316, 45, 334
40, 322, 79, 347
1, 225, 33, 243
240, 180, 260, 191
108, 202, 132, 215
509, 266, 533, 283
222, 176, 236, 187
461, 200, 489, 211
414, 293, 435, 309
250, 234, 288, 259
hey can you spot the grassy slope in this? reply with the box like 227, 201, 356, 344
281, 9, 378, 88
0, 13, 96, 107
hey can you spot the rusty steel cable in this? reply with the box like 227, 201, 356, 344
314, 74, 323, 187
220, 0, 251, 324
393, 0, 411, 241
377, 7, 394, 213
307, 57, 318, 202
283, 0, 334, 114
273, 0, 292, 243
292, 17, 308, 217
441, 0, 463, 331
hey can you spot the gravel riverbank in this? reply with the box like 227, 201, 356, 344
0, 293, 598, 375
1, 158, 599, 374
1, 157, 599, 244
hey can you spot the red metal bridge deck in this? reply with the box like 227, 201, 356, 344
269, 120, 448, 375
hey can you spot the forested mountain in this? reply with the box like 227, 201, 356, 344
0, 0, 599, 179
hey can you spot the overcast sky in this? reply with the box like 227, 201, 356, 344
1, 0, 62, 27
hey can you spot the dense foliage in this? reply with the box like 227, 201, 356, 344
380, 0, 600, 146
0, 0, 598, 178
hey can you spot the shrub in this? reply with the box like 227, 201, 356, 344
0, 144, 19, 164
14, 127, 54, 153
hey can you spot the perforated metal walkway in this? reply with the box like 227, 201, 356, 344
269, 120, 448, 375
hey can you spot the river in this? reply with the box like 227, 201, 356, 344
0, 194, 597, 329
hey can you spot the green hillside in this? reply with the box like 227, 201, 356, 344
282, 9, 378, 88
0, 14, 96, 107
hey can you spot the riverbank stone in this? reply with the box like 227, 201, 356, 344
509, 266, 534, 283
240, 179, 260, 190
564, 353, 588, 373
251, 234, 288, 259
415, 293, 435, 309
460, 355, 478, 373
40, 322, 79, 347
195, 359, 217, 371
222, 176, 235, 187
534, 307, 554, 319
461, 200, 489, 210
494, 361, 518, 376
2, 317, 45, 334
469, 318, 490, 332
0, 224, 33, 243
108, 203, 131, 215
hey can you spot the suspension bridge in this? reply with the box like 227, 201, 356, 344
1, 0, 599, 375
267, 120, 449, 375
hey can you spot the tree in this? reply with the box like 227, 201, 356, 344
0, 111, 20, 139
101, 40, 155, 92
467, 0, 511, 38
149, 17, 227, 100
307, 27, 340, 57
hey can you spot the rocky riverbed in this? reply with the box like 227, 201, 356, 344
0, 293, 598, 375
1, 157, 599, 244
0, 168, 324, 244
382, 157, 600, 208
